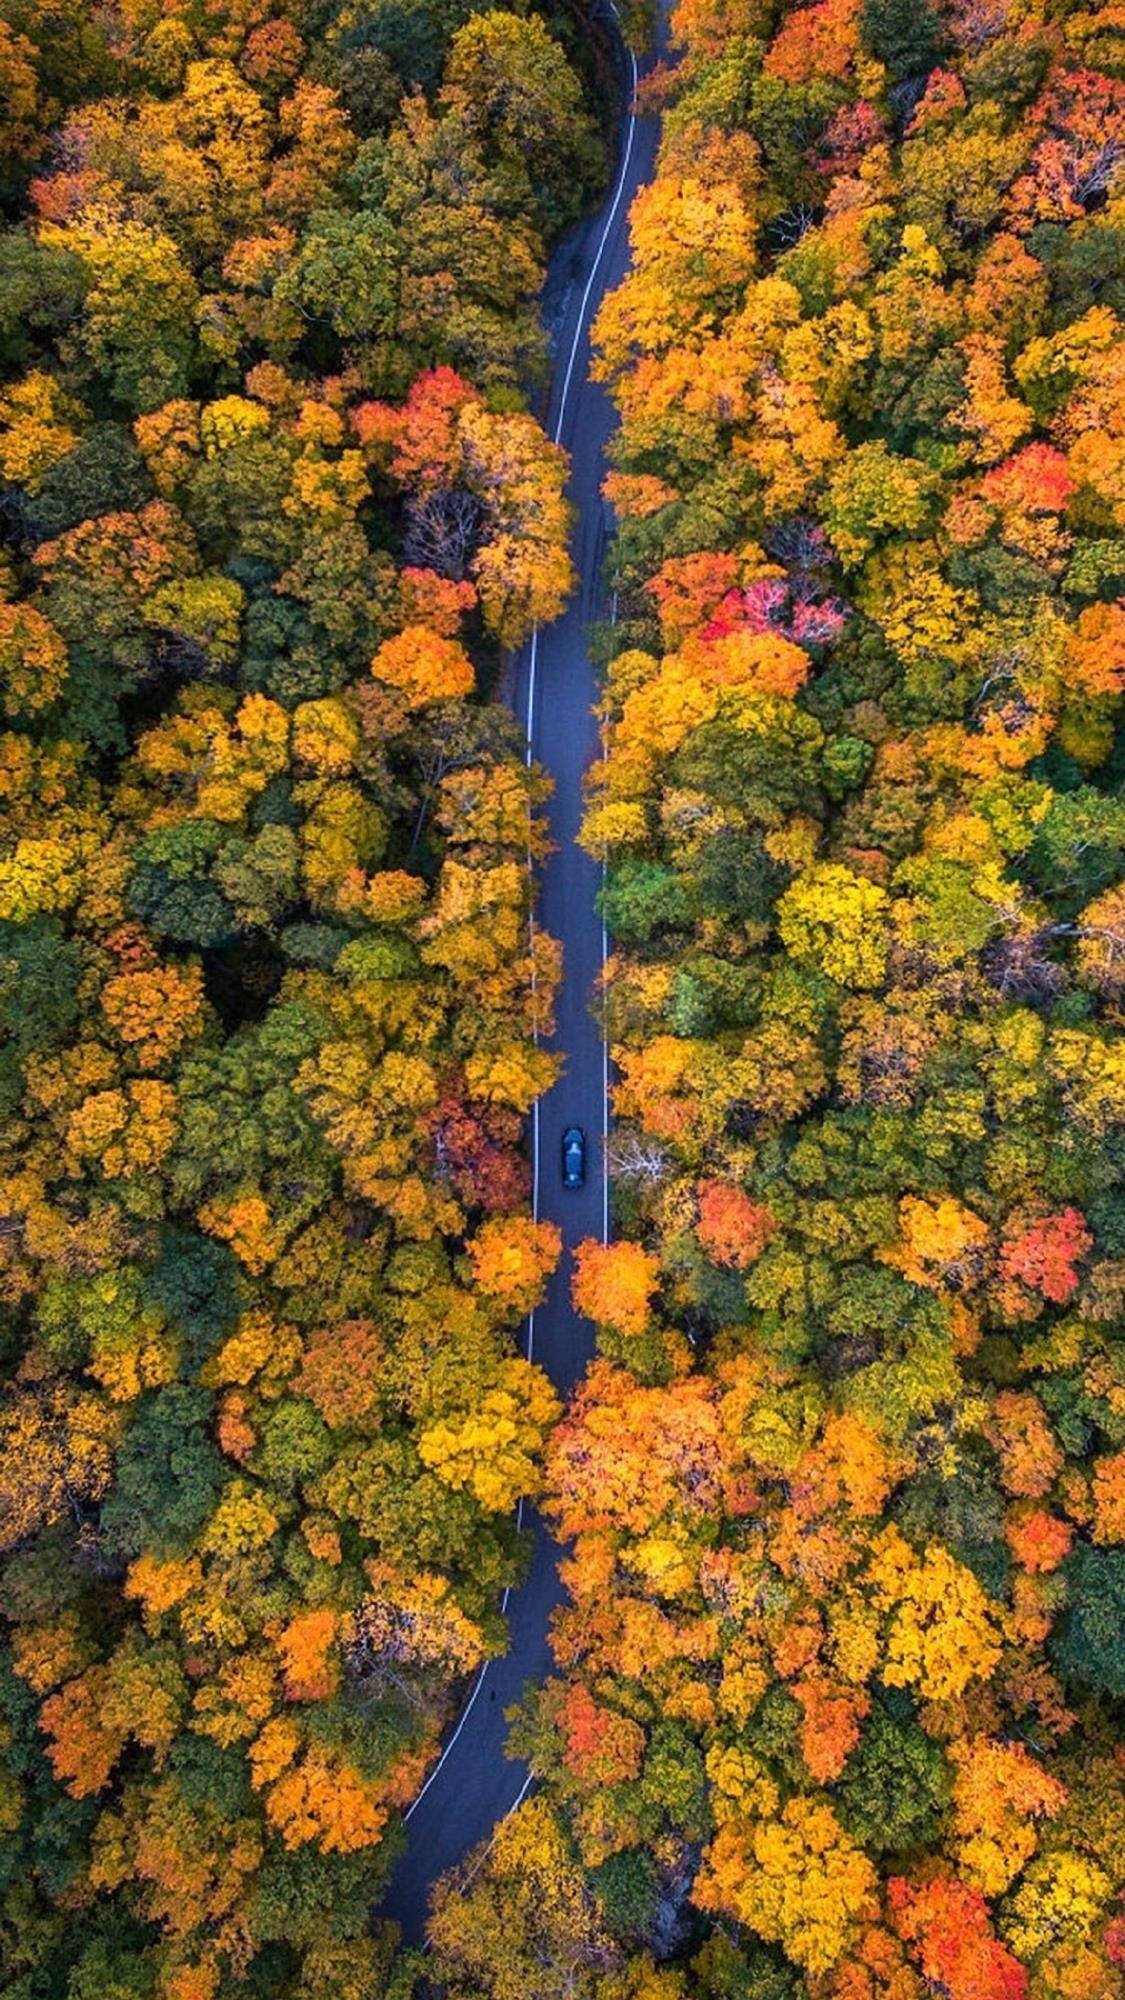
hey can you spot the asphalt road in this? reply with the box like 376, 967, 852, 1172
378, 8, 662, 1944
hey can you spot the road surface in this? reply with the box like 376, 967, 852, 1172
378, 4, 662, 1943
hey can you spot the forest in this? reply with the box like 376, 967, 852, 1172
418, 1, 1125, 1998
2, 0, 1124, 1998
0, 2, 607, 1996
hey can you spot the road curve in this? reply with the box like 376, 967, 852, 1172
378, 7, 662, 1944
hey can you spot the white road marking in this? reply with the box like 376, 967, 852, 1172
526, 14, 639, 753
603, 586, 619, 1245
459, 1770, 537, 1888
549, 19, 641, 456
527, 13, 638, 1245
401, 0, 641, 1849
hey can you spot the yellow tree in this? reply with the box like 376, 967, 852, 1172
695, 1796, 878, 1977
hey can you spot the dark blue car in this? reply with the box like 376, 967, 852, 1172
562, 1126, 586, 1189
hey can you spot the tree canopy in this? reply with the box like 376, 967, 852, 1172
0, 2, 606, 1994
424, 3, 1125, 1998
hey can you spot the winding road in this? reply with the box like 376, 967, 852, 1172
378, 7, 662, 1943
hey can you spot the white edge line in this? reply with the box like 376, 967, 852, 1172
458, 1769, 537, 1890
403, 0, 640, 1845
405, 1489, 528, 1823
548, 26, 641, 456
602, 586, 619, 1247
524, 15, 638, 745
404, 1658, 491, 1820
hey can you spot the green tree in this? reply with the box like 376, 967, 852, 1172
860, 0, 941, 80
1053, 1544, 1125, 1697
837, 1694, 952, 1855
443, 10, 604, 233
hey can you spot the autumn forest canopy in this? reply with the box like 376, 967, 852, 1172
424, 0, 1125, 1996
0, 0, 606, 1994
1, 0, 1125, 1998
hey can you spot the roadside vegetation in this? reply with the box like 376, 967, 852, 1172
0, 3, 607, 1994
423, 1, 1125, 1996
